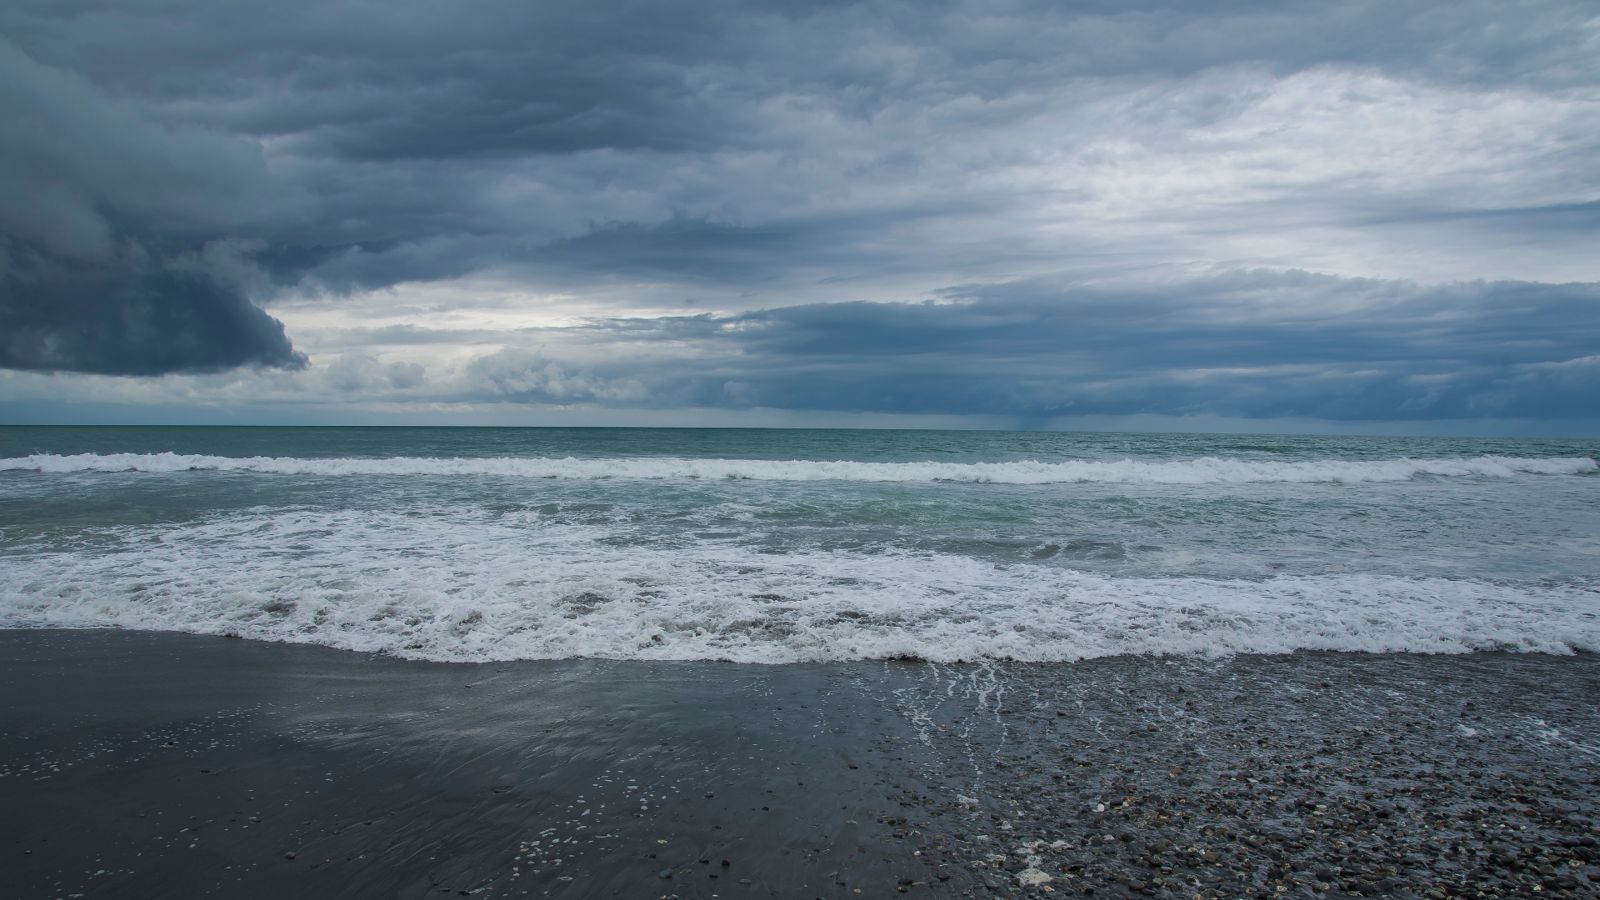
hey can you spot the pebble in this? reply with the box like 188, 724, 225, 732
879, 654, 1600, 899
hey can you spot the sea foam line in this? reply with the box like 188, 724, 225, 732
0, 453, 1594, 484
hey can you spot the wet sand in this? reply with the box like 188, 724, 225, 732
2, 631, 1597, 899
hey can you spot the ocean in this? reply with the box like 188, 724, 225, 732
1, 426, 1596, 663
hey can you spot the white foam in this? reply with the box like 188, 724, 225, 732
1, 508, 1594, 663
1, 452, 1593, 484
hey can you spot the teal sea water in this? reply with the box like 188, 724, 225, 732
1, 426, 1596, 662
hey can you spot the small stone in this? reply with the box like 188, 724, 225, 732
1017, 868, 1052, 886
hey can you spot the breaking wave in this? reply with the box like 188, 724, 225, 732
2, 453, 1594, 484
1, 509, 1594, 663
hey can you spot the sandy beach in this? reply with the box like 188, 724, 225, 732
4, 631, 1598, 898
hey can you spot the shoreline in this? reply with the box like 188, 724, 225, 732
4, 630, 1598, 898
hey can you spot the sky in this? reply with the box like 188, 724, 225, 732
1, 0, 1598, 434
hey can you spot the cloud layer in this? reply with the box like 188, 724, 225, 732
450, 271, 1600, 421
0, 1, 1597, 426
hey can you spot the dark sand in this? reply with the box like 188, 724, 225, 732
2, 631, 1597, 899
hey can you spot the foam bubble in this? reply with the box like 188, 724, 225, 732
1, 452, 1594, 484
1, 509, 1594, 662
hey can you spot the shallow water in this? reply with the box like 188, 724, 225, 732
1, 426, 1596, 662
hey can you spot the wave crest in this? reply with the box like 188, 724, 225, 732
2, 452, 1594, 484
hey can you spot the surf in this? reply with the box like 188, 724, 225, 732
3, 452, 1595, 484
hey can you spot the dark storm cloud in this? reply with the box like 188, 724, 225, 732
470, 272, 1600, 421
1, 0, 1596, 384
0, 39, 305, 373
536, 206, 1008, 285
0, 243, 304, 375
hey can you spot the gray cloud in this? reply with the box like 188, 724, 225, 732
0, 0, 1596, 419
0, 39, 304, 373
459, 272, 1600, 421
468, 349, 649, 405
0, 242, 304, 374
